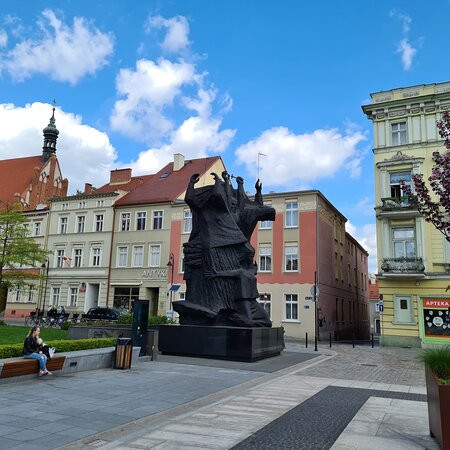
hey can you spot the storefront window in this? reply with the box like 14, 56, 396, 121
113, 287, 140, 312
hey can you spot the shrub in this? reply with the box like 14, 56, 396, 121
148, 315, 176, 325
418, 346, 450, 382
60, 322, 71, 331
0, 320, 7, 326
0, 337, 116, 359
117, 313, 133, 324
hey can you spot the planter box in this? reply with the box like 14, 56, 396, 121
425, 366, 450, 449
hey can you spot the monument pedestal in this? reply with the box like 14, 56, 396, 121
158, 325, 284, 362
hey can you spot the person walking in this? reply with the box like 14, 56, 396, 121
23, 326, 52, 377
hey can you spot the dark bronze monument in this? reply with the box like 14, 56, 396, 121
159, 172, 284, 361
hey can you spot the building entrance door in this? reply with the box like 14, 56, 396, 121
375, 319, 380, 334
85, 283, 99, 312
147, 287, 159, 316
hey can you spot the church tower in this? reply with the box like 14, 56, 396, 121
42, 107, 59, 163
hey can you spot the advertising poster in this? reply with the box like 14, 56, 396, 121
422, 298, 450, 338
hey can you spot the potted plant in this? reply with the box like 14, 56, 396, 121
419, 346, 450, 449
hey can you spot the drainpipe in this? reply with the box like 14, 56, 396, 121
105, 203, 116, 307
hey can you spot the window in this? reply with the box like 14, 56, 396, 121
62, 203, 69, 210
78, 201, 86, 209
113, 287, 139, 310
91, 247, 101, 267
153, 211, 163, 229
117, 246, 128, 268
59, 217, 68, 234
390, 172, 411, 200
97, 200, 104, 207
394, 295, 414, 323
55, 249, 65, 268
285, 244, 298, 271
74, 249, 83, 267
27, 286, 35, 303
179, 292, 186, 301
183, 209, 192, 233
258, 293, 271, 318
69, 287, 78, 307
95, 214, 104, 232
76, 216, 85, 233
34, 221, 42, 236
149, 244, 161, 267
51, 287, 60, 306
133, 245, 144, 267
391, 122, 407, 146
136, 212, 146, 231
285, 201, 298, 227
285, 294, 298, 320
15, 287, 21, 302
121, 213, 130, 231
393, 228, 415, 258
259, 246, 272, 272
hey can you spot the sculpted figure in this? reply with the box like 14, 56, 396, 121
173, 172, 275, 327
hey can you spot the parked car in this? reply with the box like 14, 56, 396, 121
81, 307, 121, 322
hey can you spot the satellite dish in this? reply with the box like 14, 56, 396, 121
36, 203, 46, 210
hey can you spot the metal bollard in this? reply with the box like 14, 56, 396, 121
305, 332, 308, 348
352, 334, 355, 348
371, 333, 374, 348
314, 336, 318, 352
329, 332, 332, 348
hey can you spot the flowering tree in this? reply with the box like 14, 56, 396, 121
403, 111, 450, 242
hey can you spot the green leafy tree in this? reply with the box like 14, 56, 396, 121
402, 111, 450, 242
0, 203, 49, 289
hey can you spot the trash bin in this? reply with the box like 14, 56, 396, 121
114, 338, 133, 369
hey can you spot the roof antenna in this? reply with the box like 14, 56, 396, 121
257, 152, 267, 181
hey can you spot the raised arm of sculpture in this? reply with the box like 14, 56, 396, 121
185, 173, 200, 208
255, 179, 263, 206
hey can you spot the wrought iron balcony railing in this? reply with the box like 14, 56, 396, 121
380, 196, 413, 210
381, 257, 425, 274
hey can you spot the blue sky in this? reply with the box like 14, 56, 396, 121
0, 1, 449, 271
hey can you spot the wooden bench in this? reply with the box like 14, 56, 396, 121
0, 356, 66, 379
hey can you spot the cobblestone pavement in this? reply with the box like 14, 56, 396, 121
286, 341, 425, 386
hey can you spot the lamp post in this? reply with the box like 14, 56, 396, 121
41, 258, 49, 314
167, 252, 175, 310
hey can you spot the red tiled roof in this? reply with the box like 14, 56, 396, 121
115, 156, 222, 206
0, 155, 42, 204
95, 174, 154, 194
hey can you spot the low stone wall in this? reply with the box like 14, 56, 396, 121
69, 325, 158, 359
0, 346, 141, 384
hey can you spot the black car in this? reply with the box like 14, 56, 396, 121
81, 307, 121, 321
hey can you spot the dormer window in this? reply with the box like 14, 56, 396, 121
391, 122, 407, 146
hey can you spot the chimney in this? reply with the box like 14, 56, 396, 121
84, 183, 93, 194
110, 168, 132, 184
173, 153, 185, 171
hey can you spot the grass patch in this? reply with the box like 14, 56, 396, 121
0, 325, 67, 345
418, 346, 450, 383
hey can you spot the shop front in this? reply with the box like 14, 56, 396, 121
420, 297, 450, 345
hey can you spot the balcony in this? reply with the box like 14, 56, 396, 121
380, 196, 413, 210
381, 257, 425, 275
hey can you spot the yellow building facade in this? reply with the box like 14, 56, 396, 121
363, 82, 450, 347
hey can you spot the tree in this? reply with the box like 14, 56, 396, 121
0, 202, 49, 290
403, 111, 450, 242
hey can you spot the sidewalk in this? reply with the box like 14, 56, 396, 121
0, 342, 438, 449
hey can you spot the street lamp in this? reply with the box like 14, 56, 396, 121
41, 258, 50, 314
167, 252, 175, 310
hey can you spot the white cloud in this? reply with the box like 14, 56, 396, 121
396, 38, 417, 71
111, 15, 235, 174
235, 126, 366, 187
346, 221, 377, 274
1, 9, 114, 84
146, 15, 190, 53
390, 10, 419, 71
110, 58, 199, 142
0, 102, 117, 193
0, 29, 7, 47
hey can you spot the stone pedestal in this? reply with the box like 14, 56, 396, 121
158, 325, 284, 362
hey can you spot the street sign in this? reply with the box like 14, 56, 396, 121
379, 294, 383, 301
305, 296, 313, 300
376, 302, 384, 313
310, 285, 320, 297
169, 284, 181, 292
166, 309, 174, 319
379, 304, 384, 313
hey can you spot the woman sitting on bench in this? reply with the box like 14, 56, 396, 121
23, 327, 52, 377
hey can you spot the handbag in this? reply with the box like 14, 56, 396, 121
49, 347, 56, 358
